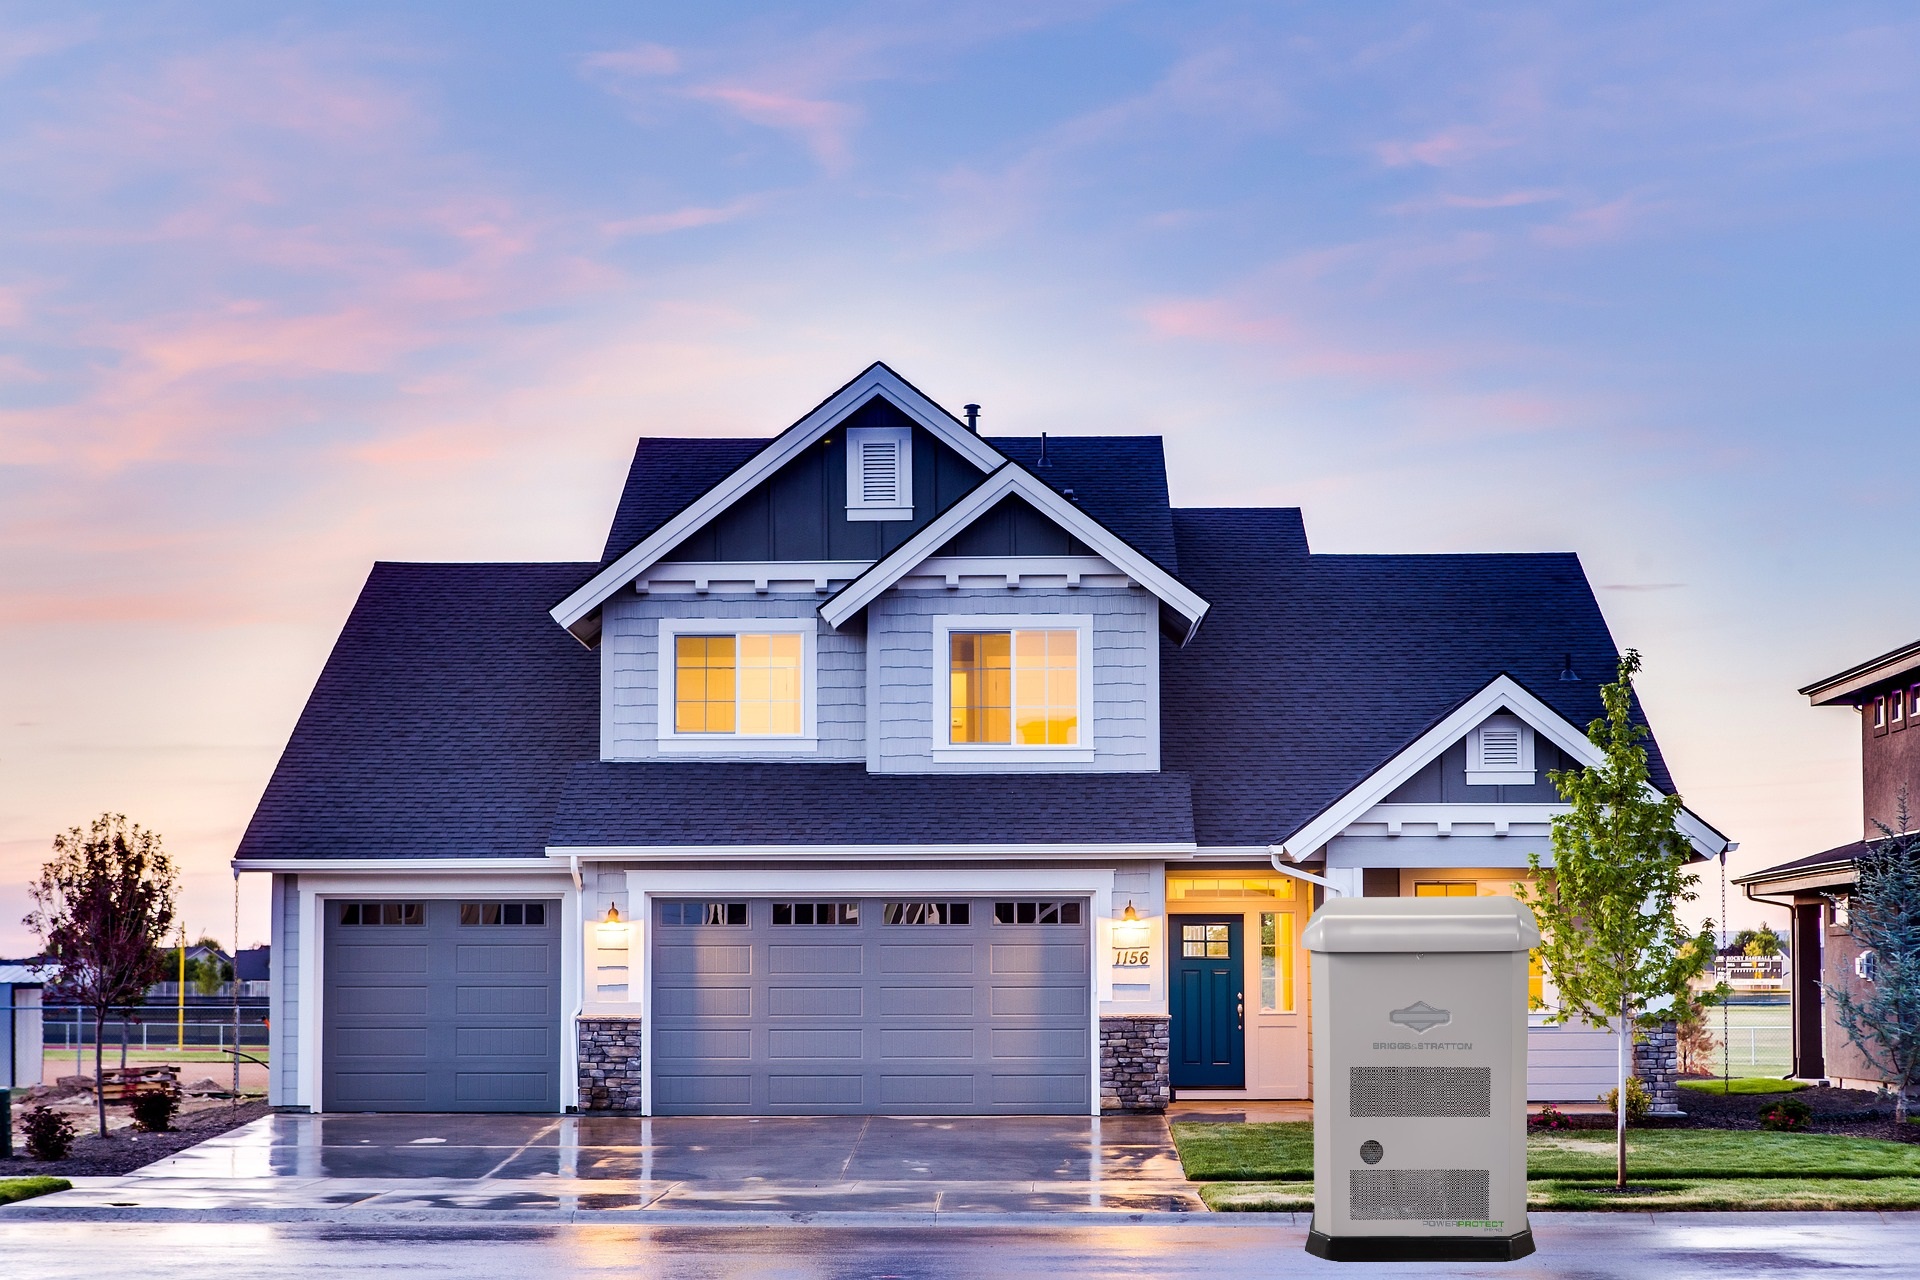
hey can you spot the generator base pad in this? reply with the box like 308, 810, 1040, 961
1305, 1222, 1535, 1262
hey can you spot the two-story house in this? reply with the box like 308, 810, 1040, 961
234, 363, 1730, 1116
1736, 640, 1920, 1088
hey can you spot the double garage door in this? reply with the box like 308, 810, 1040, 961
322, 898, 561, 1112
652, 896, 1092, 1115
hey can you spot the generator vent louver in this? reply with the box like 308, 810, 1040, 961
1349, 1168, 1490, 1221
1349, 1065, 1491, 1118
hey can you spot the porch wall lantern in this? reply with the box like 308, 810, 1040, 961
595, 902, 630, 949
1111, 900, 1151, 963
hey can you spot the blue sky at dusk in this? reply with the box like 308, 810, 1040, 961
1, 3, 1916, 949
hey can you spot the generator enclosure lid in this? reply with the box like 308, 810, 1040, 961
1302, 896, 1539, 954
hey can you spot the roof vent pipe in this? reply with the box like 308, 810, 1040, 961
963, 403, 980, 433
1037, 431, 1049, 467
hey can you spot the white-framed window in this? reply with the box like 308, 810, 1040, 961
931, 614, 1095, 763
1466, 713, 1535, 785
845, 424, 912, 521
654, 618, 817, 752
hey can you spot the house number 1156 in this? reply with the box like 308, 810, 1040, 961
1112, 947, 1151, 967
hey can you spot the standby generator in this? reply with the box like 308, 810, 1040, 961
1301, 895, 1539, 1262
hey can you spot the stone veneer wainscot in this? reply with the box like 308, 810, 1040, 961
578, 1015, 645, 1112
1100, 1014, 1170, 1112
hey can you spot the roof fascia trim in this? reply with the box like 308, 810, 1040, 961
818, 463, 1210, 639
1800, 639, 1920, 705
550, 364, 1005, 643
546, 842, 1197, 861
231, 858, 565, 873
1271, 674, 1730, 861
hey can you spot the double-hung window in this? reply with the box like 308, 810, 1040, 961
657, 619, 816, 750
934, 615, 1093, 760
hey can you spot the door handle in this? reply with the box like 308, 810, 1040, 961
1236, 992, 1244, 1030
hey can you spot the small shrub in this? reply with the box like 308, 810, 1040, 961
1599, 1077, 1651, 1122
22, 1106, 77, 1161
1530, 1103, 1574, 1131
129, 1090, 177, 1133
1759, 1097, 1812, 1132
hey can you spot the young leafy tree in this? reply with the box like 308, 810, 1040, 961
24, 814, 179, 1138
1826, 821, 1920, 1127
1518, 651, 1717, 1189
1733, 926, 1784, 958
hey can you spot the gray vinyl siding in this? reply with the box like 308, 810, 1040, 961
868, 586, 1160, 774
271, 873, 298, 1107
602, 594, 865, 762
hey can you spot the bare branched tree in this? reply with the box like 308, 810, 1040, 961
24, 814, 179, 1138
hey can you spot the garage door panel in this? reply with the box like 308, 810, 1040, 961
767, 1075, 862, 1106
768, 944, 862, 974
455, 944, 549, 974
456, 985, 548, 1015
331, 984, 430, 1017
989, 985, 1086, 1017
657, 945, 752, 974
882, 985, 973, 1017
653, 896, 1089, 1115
656, 1028, 753, 1060
880, 1028, 973, 1059
454, 1026, 547, 1057
323, 899, 560, 1113
767, 1028, 862, 1058
880, 1074, 976, 1105
656, 1074, 752, 1107
658, 986, 753, 1017
332, 945, 427, 974
768, 985, 861, 1017
991, 944, 1087, 974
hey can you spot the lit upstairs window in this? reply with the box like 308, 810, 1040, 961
674, 633, 802, 735
949, 629, 1078, 745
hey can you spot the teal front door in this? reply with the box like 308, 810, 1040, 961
1170, 915, 1245, 1089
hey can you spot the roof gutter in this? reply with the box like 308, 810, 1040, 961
1269, 849, 1345, 897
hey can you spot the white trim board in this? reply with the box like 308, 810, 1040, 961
548, 842, 1196, 862
819, 463, 1208, 641
552, 364, 1003, 645
1270, 674, 1731, 862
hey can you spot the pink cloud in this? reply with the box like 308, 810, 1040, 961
685, 84, 859, 171
1374, 124, 1510, 169
581, 43, 680, 76
1533, 195, 1645, 247
603, 196, 760, 237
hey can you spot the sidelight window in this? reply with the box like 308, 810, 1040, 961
1260, 912, 1295, 1012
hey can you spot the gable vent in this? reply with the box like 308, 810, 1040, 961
859, 439, 901, 504
1478, 725, 1523, 768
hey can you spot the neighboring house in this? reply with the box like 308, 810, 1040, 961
0, 961, 47, 1091
1738, 640, 1920, 1087
234, 362, 1731, 1117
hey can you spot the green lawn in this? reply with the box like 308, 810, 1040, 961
0, 1178, 71, 1206
1198, 1178, 1920, 1213
1172, 1121, 1920, 1183
1679, 1077, 1807, 1096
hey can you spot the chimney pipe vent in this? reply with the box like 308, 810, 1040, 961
963, 404, 980, 433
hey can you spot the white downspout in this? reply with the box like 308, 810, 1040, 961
1268, 849, 1345, 896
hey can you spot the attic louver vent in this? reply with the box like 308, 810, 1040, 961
859, 439, 900, 505
1478, 725, 1523, 768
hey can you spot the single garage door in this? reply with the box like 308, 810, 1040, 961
651, 896, 1090, 1115
322, 898, 561, 1112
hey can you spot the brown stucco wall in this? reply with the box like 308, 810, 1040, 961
1822, 911, 1895, 1087
1862, 686, 1920, 837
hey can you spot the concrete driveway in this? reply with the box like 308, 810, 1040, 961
6, 1111, 1203, 1219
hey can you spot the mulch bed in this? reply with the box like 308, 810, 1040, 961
3, 1100, 272, 1177
1669, 1083, 1920, 1141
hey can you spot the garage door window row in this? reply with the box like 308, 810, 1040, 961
459, 901, 547, 927
659, 901, 748, 926
771, 901, 859, 925
993, 900, 1082, 925
882, 901, 970, 926
337, 902, 424, 927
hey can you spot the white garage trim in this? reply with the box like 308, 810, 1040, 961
292, 871, 578, 1113
624, 867, 1117, 1117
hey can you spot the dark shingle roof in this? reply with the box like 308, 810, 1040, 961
1161, 509, 1673, 848
235, 563, 599, 861
988, 436, 1179, 571
601, 438, 767, 563
552, 763, 1193, 846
